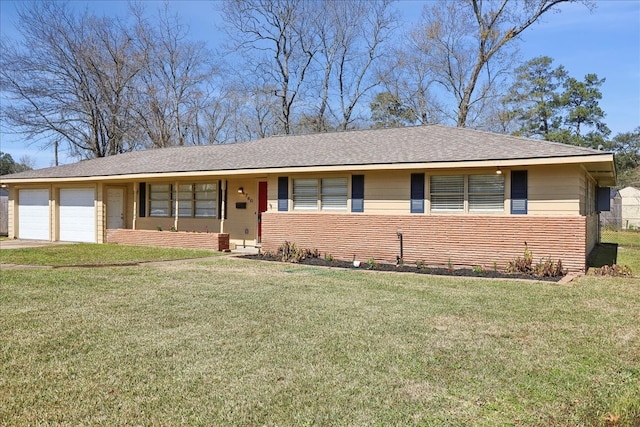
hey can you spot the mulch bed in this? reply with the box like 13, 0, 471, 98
240, 254, 564, 282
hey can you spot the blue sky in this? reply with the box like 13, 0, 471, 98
1, 0, 639, 169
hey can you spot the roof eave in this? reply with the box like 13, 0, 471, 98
0, 153, 615, 184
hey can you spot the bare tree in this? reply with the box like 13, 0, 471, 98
222, 0, 318, 135
380, 43, 445, 126
409, 0, 587, 128
312, 0, 396, 131
132, 4, 220, 148
0, 1, 143, 159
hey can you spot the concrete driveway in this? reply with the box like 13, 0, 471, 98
0, 239, 75, 250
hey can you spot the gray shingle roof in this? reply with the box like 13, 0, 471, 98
1, 124, 607, 180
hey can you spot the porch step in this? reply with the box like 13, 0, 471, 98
231, 246, 260, 255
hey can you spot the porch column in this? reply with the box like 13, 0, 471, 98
220, 180, 226, 234
133, 182, 138, 230
174, 181, 179, 231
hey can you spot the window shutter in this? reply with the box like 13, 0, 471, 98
410, 173, 425, 213
138, 182, 146, 218
510, 171, 528, 214
352, 175, 364, 213
278, 177, 288, 211
596, 187, 611, 212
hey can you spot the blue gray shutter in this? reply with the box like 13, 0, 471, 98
138, 182, 146, 217
278, 177, 288, 211
596, 187, 611, 212
410, 173, 425, 213
510, 171, 528, 214
351, 175, 364, 212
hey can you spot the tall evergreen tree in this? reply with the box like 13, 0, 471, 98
505, 56, 567, 138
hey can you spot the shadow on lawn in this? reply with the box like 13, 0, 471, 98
587, 243, 618, 268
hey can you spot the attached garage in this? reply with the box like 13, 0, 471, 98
18, 189, 50, 240
59, 188, 96, 243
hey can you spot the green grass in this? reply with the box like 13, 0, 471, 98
0, 243, 218, 266
593, 230, 640, 273
1, 258, 639, 426
602, 230, 640, 248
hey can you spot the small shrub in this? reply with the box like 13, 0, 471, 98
506, 243, 534, 274
534, 258, 566, 277
278, 241, 304, 263
365, 257, 379, 270
416, 260, 426, 270
278, 242, 320, 263
588, 264, 633, 277
507, 243, 566, 277
324, 253, 335, 263
472, 265, 484, 274
447, 258, 454, 271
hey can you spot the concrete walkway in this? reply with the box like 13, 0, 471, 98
0, 239, 76, 250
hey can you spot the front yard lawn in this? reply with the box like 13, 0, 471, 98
0, 243, 218, 266
1, 258, 639, 426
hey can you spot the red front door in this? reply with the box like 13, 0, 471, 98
257, 181, 268, 243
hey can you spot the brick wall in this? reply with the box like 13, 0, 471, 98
106, 229, 229, 251
261, 213, 588, 272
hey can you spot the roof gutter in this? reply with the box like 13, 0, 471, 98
0, 153, 614, 184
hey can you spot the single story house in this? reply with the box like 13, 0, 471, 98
0, 125, 616, 272
619, 186, 640, 229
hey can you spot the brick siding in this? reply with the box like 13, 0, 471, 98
262, 213, 588, 272
106, 229, 229, 251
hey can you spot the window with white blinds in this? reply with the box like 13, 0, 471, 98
430, 175, 464, 212
429, 174, 504, 213
149, 184, 172, 217
149, 183, 217, 218
194, 183, 217, 217
293, 178, 319, 211
292, 177, 348, 211
469, 175, 504, 212
321, 178, 348, 211
177, 184, 193, 217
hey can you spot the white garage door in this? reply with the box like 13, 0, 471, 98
18, 189, 50, 240
59, 188, 96, 243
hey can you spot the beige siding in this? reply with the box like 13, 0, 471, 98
527, 165, 582, 215
363, 171, 411, 214
225, 177, 263, 246
267, 166, 586, 218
